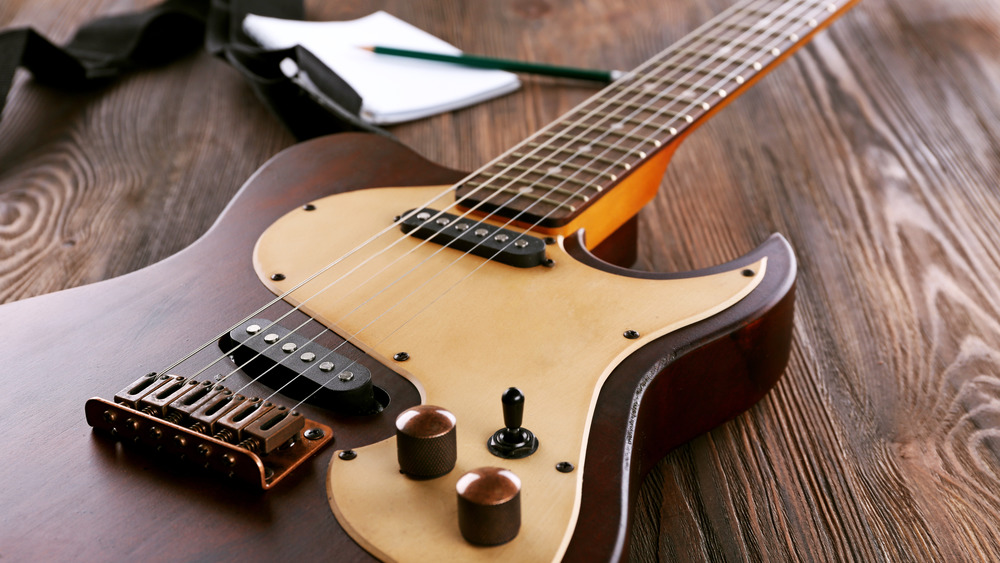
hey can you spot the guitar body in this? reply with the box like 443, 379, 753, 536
0, 133, 794, 561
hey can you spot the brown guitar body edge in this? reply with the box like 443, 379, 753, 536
0, 132, 794, 561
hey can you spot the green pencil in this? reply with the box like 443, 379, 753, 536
362, 45, 624, 83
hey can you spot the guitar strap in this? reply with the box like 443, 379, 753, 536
0, 0, 391, 140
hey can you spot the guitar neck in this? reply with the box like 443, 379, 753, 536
455, 0, 857, 228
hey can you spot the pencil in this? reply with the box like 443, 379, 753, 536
361, 45, 624, 83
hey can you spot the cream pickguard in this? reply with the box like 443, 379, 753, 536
254, 185, 764, 561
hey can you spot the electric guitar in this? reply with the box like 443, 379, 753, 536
0, 0, 857, 560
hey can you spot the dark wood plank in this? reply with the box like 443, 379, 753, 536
3, 0, 1000, 560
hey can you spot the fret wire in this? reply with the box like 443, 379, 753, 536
717, 20, 788, 37
463, 182, 579, 212
499, 163, 609, 185
459, 0, 837, 220
575, 111, 662, 129
476, 159, 615, 187
698, 32, 779, 50
527, 139, 644, 161
510, 152, 622, 174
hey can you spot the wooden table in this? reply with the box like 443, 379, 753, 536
3, 0, 999, 560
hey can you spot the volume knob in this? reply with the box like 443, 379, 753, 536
395, 405, 457, 478
456, 467, 521, 546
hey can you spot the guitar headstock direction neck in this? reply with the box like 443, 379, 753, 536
453, 0, 855, 238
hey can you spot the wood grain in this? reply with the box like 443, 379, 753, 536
3, 0, 1000, 560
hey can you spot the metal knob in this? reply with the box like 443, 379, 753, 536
456, 467, 521, 546
395, 405, 457, 478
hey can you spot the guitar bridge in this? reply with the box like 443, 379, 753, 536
85, 373, 333, 489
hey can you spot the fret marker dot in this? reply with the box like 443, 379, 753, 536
622, 163, 631, 170
581, 144, 593, 153
753, 62, 763, 70
668, 127, 677, 135
809, 19, 818, 27
684, 115, 693, 123
718, 89, 727, 97
519, 186, 533, 193
789, 33, 799, 42
653, 140, 663, 147
736, 75, 745, 84
638, 151, 647, 158
610, 122, 624, 130
547, 166, 563, 175
609, 174, 618, 181
701, 102, 710, 110
827, 3, 836, 12
771, 48, 781, 56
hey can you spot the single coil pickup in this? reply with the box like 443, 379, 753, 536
398, 208, 547, 268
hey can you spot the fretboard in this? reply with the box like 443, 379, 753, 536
455, 0, 852, 227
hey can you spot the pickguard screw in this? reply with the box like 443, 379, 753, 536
624, 329, 640, 339
271, 273, 286, 281
303, 204, 316, 211
556, 461, 575, 473
741, 269, 755, 277
394, 352, 410, 362
543, 258, 555, 268
339, 450, 357, 460
544, 237, 556, 245
304, 428, 325, 440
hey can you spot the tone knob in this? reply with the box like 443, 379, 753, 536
456, 467, 521, 546
395, 405, 457, 478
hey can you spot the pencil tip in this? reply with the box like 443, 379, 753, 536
358, 45, 374, 51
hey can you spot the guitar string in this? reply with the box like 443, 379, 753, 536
180, 0, 822, 405
153, 0, 828, 410
162, 0, 784, 386
214, 0, 817, 397
245, 0, 830, 409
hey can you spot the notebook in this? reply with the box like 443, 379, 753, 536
242, 12, 522, 125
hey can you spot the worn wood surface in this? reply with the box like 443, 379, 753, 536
2, 0, 999, 560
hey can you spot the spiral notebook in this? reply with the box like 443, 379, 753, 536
243, 12, 522, 125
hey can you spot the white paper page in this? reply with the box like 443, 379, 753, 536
243, 12, 521, 124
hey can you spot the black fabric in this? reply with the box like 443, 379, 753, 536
0, 0, 390, 139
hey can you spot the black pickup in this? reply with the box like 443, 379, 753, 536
398, 208, 547, 268
222, 319, 384, 416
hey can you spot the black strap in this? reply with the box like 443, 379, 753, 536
0, 0, 390, 140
